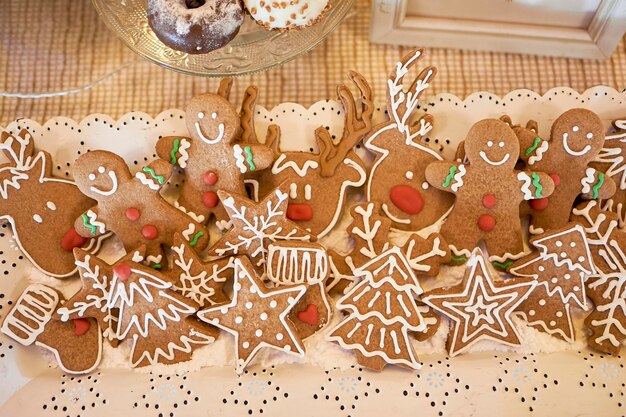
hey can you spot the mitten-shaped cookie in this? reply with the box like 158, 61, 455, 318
156, 80, 275, 229
425, 119, 555, 265
514, 108, 616, 234
0, 130, 105, 278
72, 150, 209, 265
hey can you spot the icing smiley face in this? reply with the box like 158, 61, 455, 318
552, 108, 605, 162
73, 152, 132, 200
465, 119, 519, 170
186, 94, 240, 145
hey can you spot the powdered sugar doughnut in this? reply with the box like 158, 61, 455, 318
244, 0, 330, 30
147, 0, 244, 54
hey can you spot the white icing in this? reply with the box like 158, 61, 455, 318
272, 154, 319, 177
86, 210, 106, 234
479, 150, 510, 166
46, 201, 56, 210
194, 121, 225, 145
232, 144, 248, 174
177, 138, 190, 169
134, 171, 161, 191
562, 132, 591, 156
289, 183, 297, 199
528, 140, 549, 165
33, 214, 42, 223
266, 243, 328, 285
182, 223, 195, 240
244, 0, 329, 29
580, 167, 596, 194
451, 164, 466, 192
304, 184, 312, 201
405, 171, 414, 180
517, 172, 533, 200
174, 201, 206, 223
382, 203, 410, 225
1, 284, 58, 346
90, 169, 119, 196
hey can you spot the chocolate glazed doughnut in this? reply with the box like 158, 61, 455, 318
148, 0, 244, 54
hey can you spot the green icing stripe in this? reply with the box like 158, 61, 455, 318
244, 146, 256, 171
152, 264, 162, 270
81, 213, 97, 235
592, 173, 605, 199
493, 260, 513, 270
531, 172, 543, 198
525, 137, 542, 156
442, 166, 457, 188
450, 255, 467, 263
189, 231, 204, 247
170, 138, 181, 165
143, 166, 165, 184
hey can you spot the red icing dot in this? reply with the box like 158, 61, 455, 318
530, 197, 549, 211
60, 227, 87, 252
141, 225, 158, 240
126, 207, 141, 221
482, 194, 497, 209
113, 264, 132, 281
389, 185, 424, 215
203, 171, 218, 186
550, 173, 561, 187
297, 304, 319, 326
202, 191, 219, 208
72, 318, 91, 336
478, 214, 496, 232
286, 204, 313, 221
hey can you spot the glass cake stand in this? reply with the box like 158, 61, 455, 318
91, 0, 355, 77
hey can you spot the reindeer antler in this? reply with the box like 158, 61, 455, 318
0, 129, 35, 169
240, 85, 259, 144
217, 78, 233, 100
317, 71, 373, 178
387, 49, 436, 146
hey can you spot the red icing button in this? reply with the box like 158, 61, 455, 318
126, 207, 141, 221
286, 204, 313, 221
60, 227, 87, 252
202, 191, 219, 208
478, 214, 496, 232
389, 185, 424, 215
482, 194, 497, 209
297, 304, 319, 326
73, 318, 91, 336
203, 171, 218, 186
113, 264, 132, 281
550, 173, 561, 187
141, 225, 158, 240
530, 197, 549, 211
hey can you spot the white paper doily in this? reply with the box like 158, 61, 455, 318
0, 86, 625, 416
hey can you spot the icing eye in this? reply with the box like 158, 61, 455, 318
211, 112, 217, 120
98, 166, 106, 174
498, 141, 505, 148
487, 141, 493, 147
405, 171, 414, 180
572, 126, 579, 132
422, 182, 429, 190
88, 173, 96, 181
198, 112, 204, 119
586, 133, 593, 139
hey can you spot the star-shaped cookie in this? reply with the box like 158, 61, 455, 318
208, 183, 314, 269
167, 233, 232, 307
197, 256, 306, 374
422, 248, 536, 357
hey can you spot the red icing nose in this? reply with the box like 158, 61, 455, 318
286, 204, 313, 221
73, 318, 91, 336
297, 304, 319, 325
60, 227, 87, 252
390, 185, 424, 214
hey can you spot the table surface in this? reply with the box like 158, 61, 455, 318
1, 0, 625, 126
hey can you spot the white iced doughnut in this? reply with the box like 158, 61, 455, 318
244, 0, 330, 30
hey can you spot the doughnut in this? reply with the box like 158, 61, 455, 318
147, 0, 244, 54
244, 0, 331, 30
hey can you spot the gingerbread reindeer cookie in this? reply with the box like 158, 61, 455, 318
0, 130, 105, 278
156, 80, 275, 229
364, 49, 454, 231
72, 150, 209, 265
249, 72, 372, 238
514, 108, 616, 234
425, 119, 555, 265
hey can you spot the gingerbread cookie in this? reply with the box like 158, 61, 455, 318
0, 130, 105, 278
571, 200, 626, 355
590, 119, 626, 226
156, 81, 275, 229
198, 256, 306, 374
514, 109, 616, 234
208, 183, 314, 270
249, 71, 371, 238
364, 49, 454, 231
167, 233, 232, 307
266, 241, 332, 339
72, 150, 209, 265
422, 248, 536, 357
2, 284, 102, 374
425, 118, 555, 265
414, 302, 441, 342
327, 246, 427, 371
508, 224, 594, 342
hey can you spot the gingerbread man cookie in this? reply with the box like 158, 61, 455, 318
364, 49, 454, 231
425, 119, 555, 265
0, 130, 105, 278
72, 150, 210, 265
156, 80, 275, 229
514, 108, 616, 234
